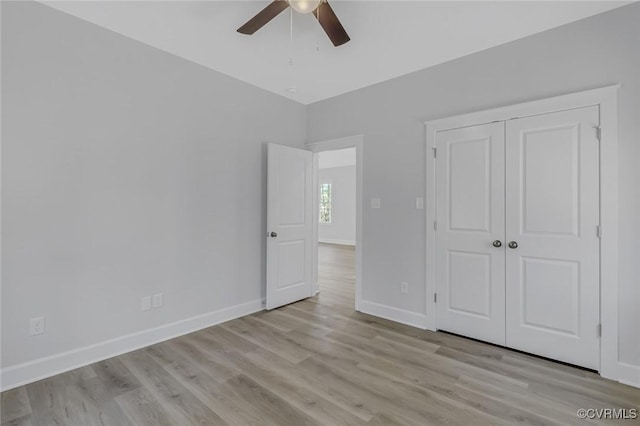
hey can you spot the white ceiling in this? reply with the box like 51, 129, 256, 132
319, 148, 356, 169
42, 1, 628, 104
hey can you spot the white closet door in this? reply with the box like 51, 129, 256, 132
436, 122, 506, 345
505, 106, 600, 369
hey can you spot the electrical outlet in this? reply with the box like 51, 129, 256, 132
400, 282, 409, 294
141, 296, 152, 311
30, 317, 45, 336
370, 198, 381, 209
152, 293, 163, 309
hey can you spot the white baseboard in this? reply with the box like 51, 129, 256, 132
618, 362, 640, 388
318, 238, 355, 246
358, 300, 428, 329
0, 298, 264, 392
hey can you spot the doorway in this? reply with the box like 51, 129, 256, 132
306, 136, 363, 311
316, 148, 357, 307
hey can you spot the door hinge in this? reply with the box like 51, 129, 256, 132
432, 147, 437, 158
434, 293, 438, 303
597, 323, 602, 337
595, 127, 602, 141
597, 225, 602, 239
433, 220, 437, 231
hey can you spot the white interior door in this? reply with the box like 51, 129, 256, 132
435, 122, 506, 345
505, 106, 600, 369
266, 143, 313, 310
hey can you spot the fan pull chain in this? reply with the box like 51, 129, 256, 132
289, 7, 294, 67
315, 3, 320, 52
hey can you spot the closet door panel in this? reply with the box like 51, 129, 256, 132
505, 106, 600, 369
435, 122, 506, 345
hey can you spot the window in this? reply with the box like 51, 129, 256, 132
319, 183, 332, 223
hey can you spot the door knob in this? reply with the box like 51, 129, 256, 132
492, 240, 502, 248
270, 231, 278, 238
508, 241, 518, 249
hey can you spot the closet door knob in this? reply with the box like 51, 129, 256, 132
270, 232, 278, 238
492, 240, 502, 248
508, 241, 518, 249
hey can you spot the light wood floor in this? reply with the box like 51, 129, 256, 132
2, 243, 639, 425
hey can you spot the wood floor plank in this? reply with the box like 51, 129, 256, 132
243, 347, 377, 422
2, 243, 639, 425
115, 387, 174, 426
227, 353, 368, 426
119, 349, 228, 425
454, 375, 599, 426
90, 358, 142, 398
436, 345, 640, 409
250, 309, 301, 332
198, 325, 261, 354
0, 387, 31, 423
53, 380, 132, 426
298, 355, 502, 426
221, 316, 312, 364
161, 352, 269, 426
165, 334, 246, 384
178, 332, 369, 426
23, 377, 70, 417
1, 414, 33, 426
279, 304, 330, 323
0, 388, 32, 424
367, 412, 422, 426
221, 374, 317, 426
287, 328, 377, 372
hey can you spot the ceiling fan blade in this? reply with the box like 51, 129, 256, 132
237, 0, 290, 35
313, 1, 350, 47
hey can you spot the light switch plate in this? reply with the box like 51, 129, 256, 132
370, 198, 381, 209
416, 197, 424, 210
141, 296, 152, 311
152, 293, 163, 309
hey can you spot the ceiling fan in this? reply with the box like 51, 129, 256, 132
237, 0, 350, 47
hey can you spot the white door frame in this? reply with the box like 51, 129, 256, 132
425, 85, 619, 380
306, 135, 364, 311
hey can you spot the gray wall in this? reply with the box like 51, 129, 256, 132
307, 3, 640, 367
1, 1, 306, 368
319, 166, 356, 245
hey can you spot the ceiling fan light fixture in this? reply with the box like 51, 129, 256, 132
288, 0, 322, 14
237, 0, 349, 47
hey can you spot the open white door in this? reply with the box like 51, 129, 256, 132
266, 143, 313, 310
